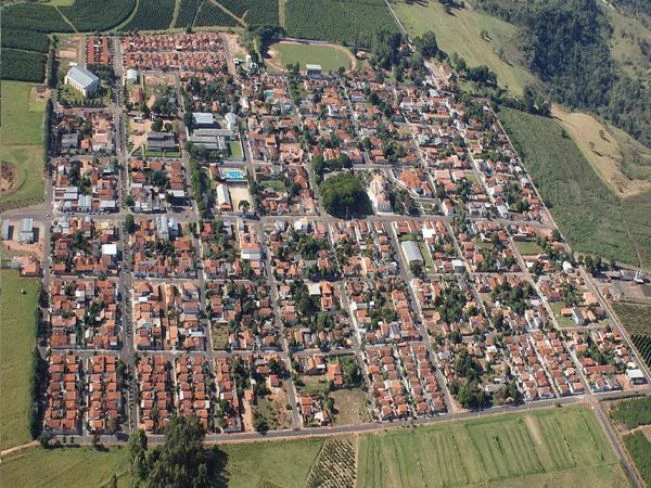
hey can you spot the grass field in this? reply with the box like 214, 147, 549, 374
498, 107, 647, 268
0, 81, 46, 209
331, 388, 370, 425
270, 42, 353, 73
357, 407, 627, 488
553, 106, 651, 197
610, 397, 651, 430
0, 448, 131, 487
514, 240, 543, 256
393, 0, 534, 95
222, 438, 323, 488
0, 270, 40, 450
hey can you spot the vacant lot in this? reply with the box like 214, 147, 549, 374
222, 438, 323, 488
269, 41, 354, 73
499, 107, 643, 267
394, 0, 534, 95
357, 407, 626, 488
0, 270, 40, 450
0, 448, 130, 487
332, 388, 369, 425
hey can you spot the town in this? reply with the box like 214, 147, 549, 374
2, 30, 650, 445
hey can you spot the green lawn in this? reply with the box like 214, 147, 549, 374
357, 407, 627, 488
393, 0, 534, 95
228, 140, 243, 160
0, 81, 46, 210
0, 270, 40, 450
549, 302, 578, 329
272, 42, 353, 73
499, 107, 644, 268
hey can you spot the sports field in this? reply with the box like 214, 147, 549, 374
357, 407, 628, 488
0, 270, 40, 450
0, 81, 46, 209
269, 41, 354, 73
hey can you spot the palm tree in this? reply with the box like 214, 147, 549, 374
238, 200, 250, 214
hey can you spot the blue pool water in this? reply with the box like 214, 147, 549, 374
224, 169, 245, 180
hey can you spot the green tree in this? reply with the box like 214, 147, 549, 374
319, 173, 372, 218
151, 118, 164, 132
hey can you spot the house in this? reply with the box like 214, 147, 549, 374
216, 184, 232, 211
61, 132, 79, 150
65, 66, 99, 97
401, 241, 424, 267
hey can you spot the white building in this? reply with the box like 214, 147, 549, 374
368, 174, 392, 213
65, 66, 99, 97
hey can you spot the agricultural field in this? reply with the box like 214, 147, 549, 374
0, 3, 73, 32
393, 0, 534, 95
269, 41, 354, 73
0, 270, 40, 451
59, 0, 136, 31
553, 106, 651, 197
174, 0, 203, 27
620, 190, 651, 270
613, 302, 651, 335
498, 107, 646, 268
121, 0, 175, 31
0, 81, 47, 209
1, 49, 47, 83
0, 448, 131, 487
610, 397, 651, 430
623, 431, 651, 487
306, 438, 357, 488
357, 407, 626, 488
194, 0, 241, 27
1, 28, 50, 53
632, 335, 651, 367
218, 0, 280, 25
284, 0, 398, 48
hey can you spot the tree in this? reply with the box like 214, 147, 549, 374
38, 431, 52, 449
151, 118, 163, 132
415, 31, 438, 59
125, 214, 135, 234
238, 200, 250, 214
164, 122, 174, 132
128, 416, 227, 488
319, 173, 372, 218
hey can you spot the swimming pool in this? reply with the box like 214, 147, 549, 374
223, 169, 246, 181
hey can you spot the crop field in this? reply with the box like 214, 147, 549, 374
175, 0, 203, 27
306, 438, 357, 488
498, 107, 647, 267
357, 407, 626, 488
624, 430, 651, 487
270, 42, 354, 72
194, 0, 241, 27
613, 302, 651, 335
393, 0, 534, 95
122, 0, 175, 31
1, 49, 47, 83
0, 448, 131, 487
632, 334, 651, 367
0, 270, 40, 450
1, 3, 73, 32
610, 397, 651, 430
59, 0, 136, 31
620, 190, 651, 269
284, 0, 398, 48
1, 28, 50, 53
219, 0, 280, 25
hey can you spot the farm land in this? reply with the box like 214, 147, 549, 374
609, 397, 651, 486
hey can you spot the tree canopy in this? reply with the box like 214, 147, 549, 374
319, 173, 372, 218
128, 415, 228, 488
